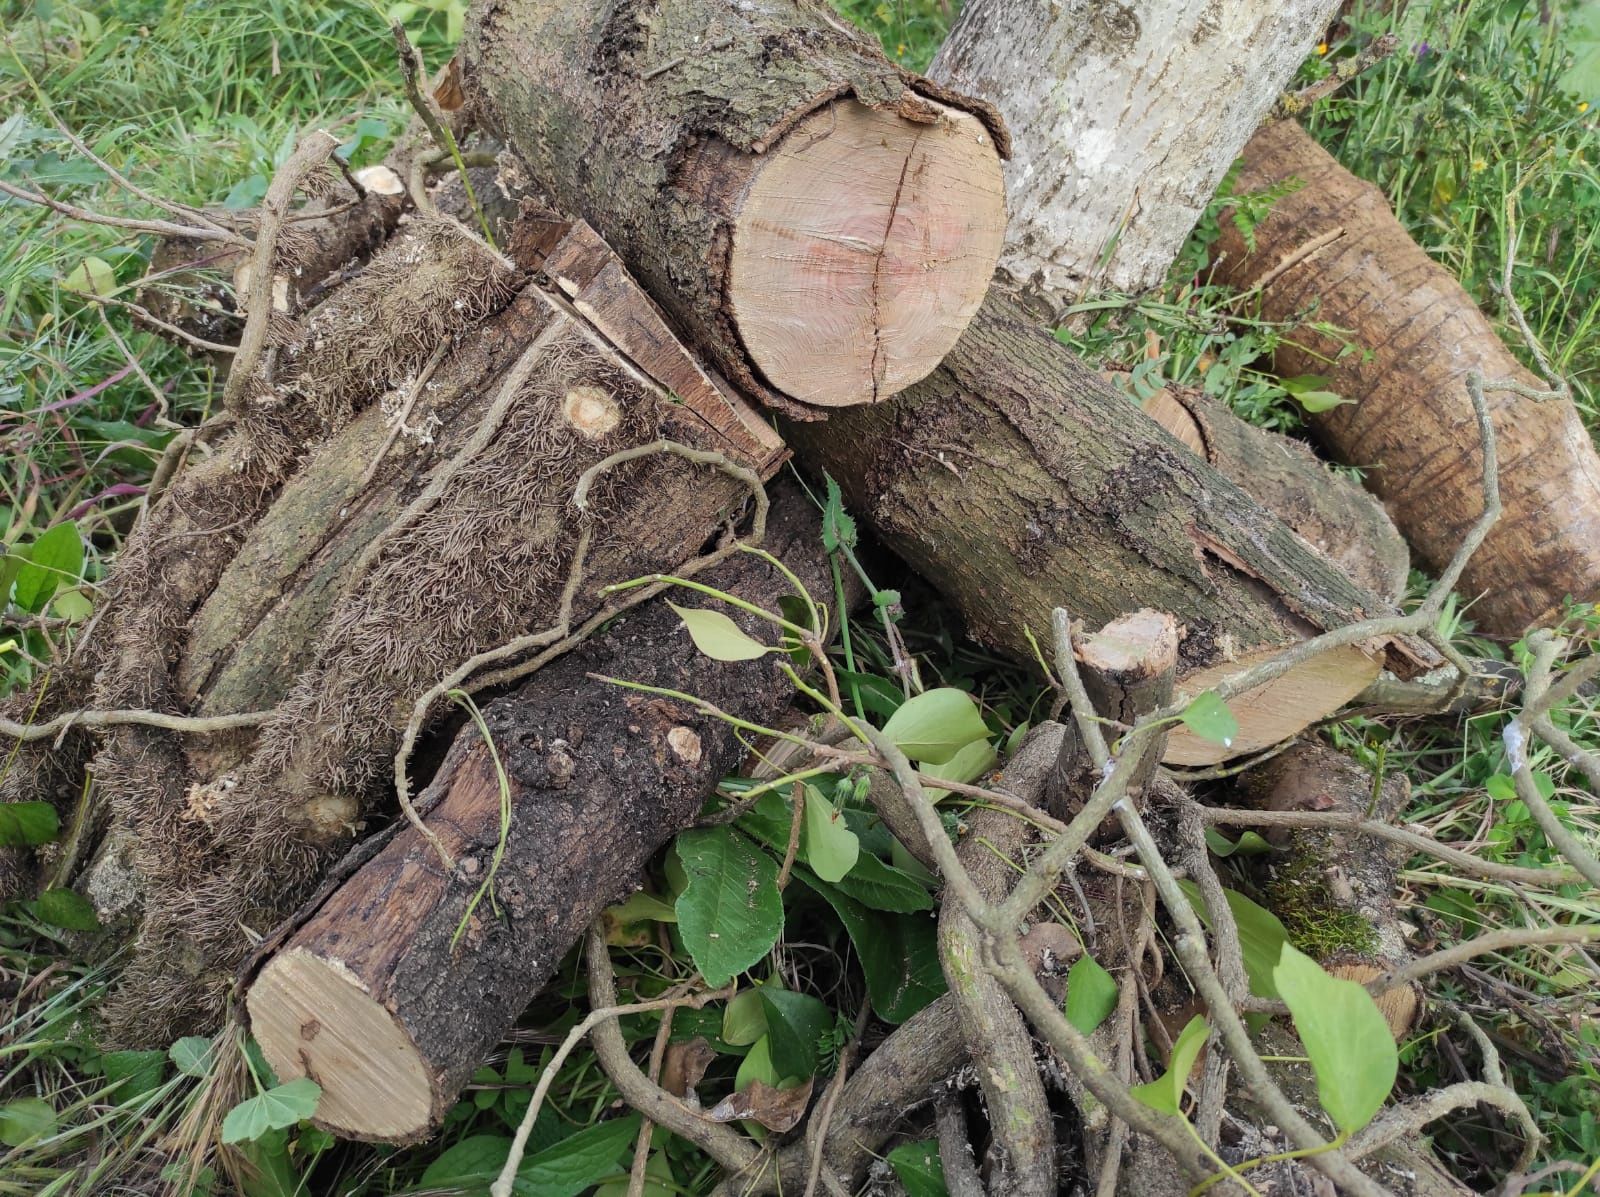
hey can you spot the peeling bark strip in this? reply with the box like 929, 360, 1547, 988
931, 0, 1340, 300
784, 293, 1423, 766
1217, 121, 1600, 633
246, 492, 831, 1144
463, 0, 1008, 412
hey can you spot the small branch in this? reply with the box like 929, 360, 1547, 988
1374, 926, 1600, 993
83, 291, 238, 355
1274, 32, 1399, 118
0, 706, 268, 743
777, 780, 804, 891
802, 999, 871, 1197
393, 22, 494, 244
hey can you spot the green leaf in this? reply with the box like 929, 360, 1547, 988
833, 670, 905, 719
36, 887, 99, 931
0, 801, 60, 847
0, 1097, 56, 1147
823, 851, 933, 913
170, 1036, 217, 1078
1292, 389, 1350, 413
416, 1116, 642, 1197
799, 873, 945, 1022
673, 828, 783, 987
1177, 880, 1290, 1000
1203, 827, 1273, 858
801, 787, 859, 883
1129, 1015, 1209, 1115
722, 989, 769, 1047
102, 1049, 167, 1098
604, 891, 678, 926
668, 603, 770, 662
13, 524, 84, 614
1278, 374, 1331, 395
736, 1034, 780, 1091
758, 988, 833, 1079
886, 1139, 948, 1197
221, 1078, 321, 1145
820, 474, 858, 553
921, 737, 996, 802
1064, 956, 1119, 1035
881, 688, 988, 764
1273, 945, 1397, 1134
1179, 691, 1238, 749
62, 254, 116, 297
1486, 773, 1517, 801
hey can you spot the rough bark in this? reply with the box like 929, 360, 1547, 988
784, 292, 1430, 767
245, 486, 829, 1143
1216, 120, 1600, 632
929, 0, 1340, 300
463, 0, 1009, 412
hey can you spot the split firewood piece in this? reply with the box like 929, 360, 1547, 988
244, 487, 830, 1144
1215, 120, 1600, 633
784, 292, 1435, 768
1138, 381, 1410, 601
463, 0, 1009, 412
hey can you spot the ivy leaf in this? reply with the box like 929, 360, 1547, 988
0, 802, 60, 848
758, 988, 833, 1079
668, 603, 770, 662
0, 1097, 56, 1147
886, 1140, 947, 1197
673, 828, 783, 987
36, 888, 100, 931
1064, 956, 1119, 1035
820, 473, 857, 553
1179, 691, 1238, 749
801, 787, 859, 883
1129, 1015, 1209, 1115
1273, 945, 1397, 1134
881, 688, 988, 764
13, 524, 84, 614
170, 1036, 217, 1079
220, 1078, 321, 1144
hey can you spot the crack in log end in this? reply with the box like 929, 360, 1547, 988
869, 140, 919, 404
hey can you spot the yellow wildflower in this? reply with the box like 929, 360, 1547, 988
1470, 157, 1488, 172
1316, 42, 1328, 55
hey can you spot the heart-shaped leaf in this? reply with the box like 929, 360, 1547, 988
221, 1078, 321, 1144
1129, 1015, 1209, 1115
1273, 944, 1397, 1134
801, 787, 859, 883
1179, 691, 1238, 748
1064, 955, 1119, 1035
668, 603, 770, 661
881, 688, 988, 764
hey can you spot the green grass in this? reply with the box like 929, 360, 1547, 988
2, 0, 1599, 1191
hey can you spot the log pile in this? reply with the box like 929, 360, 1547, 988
3, 1, 1594, 1194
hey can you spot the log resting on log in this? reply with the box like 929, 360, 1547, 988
784, 292, 1433, 767
1217, 120, 1600, 633
463, 0, 1009, 412
244, 485, 829, 1143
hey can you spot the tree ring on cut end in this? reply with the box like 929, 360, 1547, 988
729, 99, 1007, 408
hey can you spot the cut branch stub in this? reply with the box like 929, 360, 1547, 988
464, 0, 1008, 413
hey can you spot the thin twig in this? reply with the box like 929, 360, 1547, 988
803, 999, 871, 1197
778, 780, 804, 891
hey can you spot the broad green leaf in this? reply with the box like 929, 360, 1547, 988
1203, 828, 1273, 857
596, 1148, 675, 1197
36, 887, 99, 931
1129, 1015, 1209, 1115
673, 828, 783, 987
13, 524, 83, 614
1179, 691, 1238, 748
722, 989, 769, 1047
0, 801, 60, 847
0, 1096, 56, 1147
886, 1139, 948, 1197
1278, 374, 1331, 395
881, 688, 988, 764
1274, 945, 1397, 1134
1064, 956, 1119, 1035
801, 787, 859, 883
1177, 880, 1290, 1001
221, 1078, 321, 1144
821, 473, 858, 553
419, 1134, 512, 1189
604, 891, 678, 925
102, 1049, 167, 1098
1486, 773, 1516, 801
758, 987, 833, 1080
170, 1036, 217, 1078
1293, 389, 1349, 413
921, 736, 997, 802
799, 873, 945, 1022
1561, 2, 1600, 98
63, 255, 116, 297
834, 670, 905, 719
736, 1034, 780, 1092
824, 851, 933, 913
668, 603, 770, 662
416, 1115, 642, 1197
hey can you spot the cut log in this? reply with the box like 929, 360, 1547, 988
463, 0, 1009, 412
929, 0, 1339, 300
783, 292, 1430, 767
1215, 120, 1600, 632
244, 484, 829, 1143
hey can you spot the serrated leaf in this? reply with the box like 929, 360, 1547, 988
1177, 880, 1290, 1001
887, 1139, 947, 1197
0, 1097, 55, 1147
722, 989, 768, 1047
1179, 691, 1238, 748
668, 603, 770, 662
36, 887, 99, 931
1064, 955, 1119, 1035
13, 524, 83, 614
63, 255, 116, 297
673, 828, 783, 987
881, 688, 988, 764
0, 801, 60, 847
821, 473, 857, 553
221, 1078, 321, 1144
1274, 945, 1397, 1134
801, 787, 858, 883
170, 1036, 216, 1078
1129, 1014, 1209, 1114
758, 987, 833, 1080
